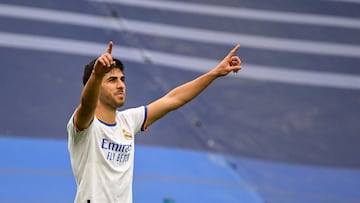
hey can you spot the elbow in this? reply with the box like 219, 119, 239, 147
170, 97, 189, 111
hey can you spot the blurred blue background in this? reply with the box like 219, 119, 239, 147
1, 0, 360, 202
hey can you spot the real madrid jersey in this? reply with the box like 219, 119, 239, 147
67, 106, 147, 203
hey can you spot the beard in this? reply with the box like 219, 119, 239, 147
99, 92, 126, 110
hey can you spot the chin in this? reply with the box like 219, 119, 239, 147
116, 100, 125, 107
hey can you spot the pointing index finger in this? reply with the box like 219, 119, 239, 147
229, 44, 240, 57
106, 41, 113, 54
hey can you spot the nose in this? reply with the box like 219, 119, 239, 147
116, 79, 125, 89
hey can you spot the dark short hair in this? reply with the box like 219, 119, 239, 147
82, 58, 124, 85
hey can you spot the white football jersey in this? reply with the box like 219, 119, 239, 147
67, 106, 147, 203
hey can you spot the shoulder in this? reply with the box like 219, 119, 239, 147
117, 106, 147, 118
117, 106, 148, 132
67, 111, 99, 141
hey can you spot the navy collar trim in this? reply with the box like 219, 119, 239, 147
97, 118, 117, 127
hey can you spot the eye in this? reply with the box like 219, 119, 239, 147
121, 76, 126, 82
107, 77, 117, 83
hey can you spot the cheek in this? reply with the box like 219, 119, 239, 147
99, 86, 112, 99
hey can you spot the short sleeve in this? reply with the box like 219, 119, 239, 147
67, 112, 92, 145
118, 106, 148, 135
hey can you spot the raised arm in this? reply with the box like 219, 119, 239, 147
145, 45, 241, 128
74, 41, 115, 131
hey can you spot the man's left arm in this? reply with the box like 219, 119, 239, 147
144, 45, 242, 128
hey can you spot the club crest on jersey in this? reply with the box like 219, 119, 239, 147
122, 129, 133, 140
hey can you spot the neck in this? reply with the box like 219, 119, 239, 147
95, 103, 117, 125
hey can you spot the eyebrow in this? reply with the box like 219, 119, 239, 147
107, 76, 125, 81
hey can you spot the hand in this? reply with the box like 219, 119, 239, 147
93, 41, 115, 76
212, 45, 242, 77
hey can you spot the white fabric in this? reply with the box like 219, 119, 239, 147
67, 106, 146, 203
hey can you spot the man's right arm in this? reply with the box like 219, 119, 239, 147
74, 72, 102, 131
74, 41, 114, 131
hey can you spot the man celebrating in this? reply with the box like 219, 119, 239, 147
67, 41, 242, 203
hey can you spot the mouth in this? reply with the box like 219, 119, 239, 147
115, 92, 124, 96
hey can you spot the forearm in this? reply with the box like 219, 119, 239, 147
166, 71, 218, 109
75, 71, 103, 130
145, 70, 219, 127
80, 72, 103, 108
145, 44, 241, 128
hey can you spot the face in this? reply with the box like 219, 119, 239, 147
99, 68, 126, 109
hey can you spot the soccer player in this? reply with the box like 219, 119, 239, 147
67, 41, 242, 203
